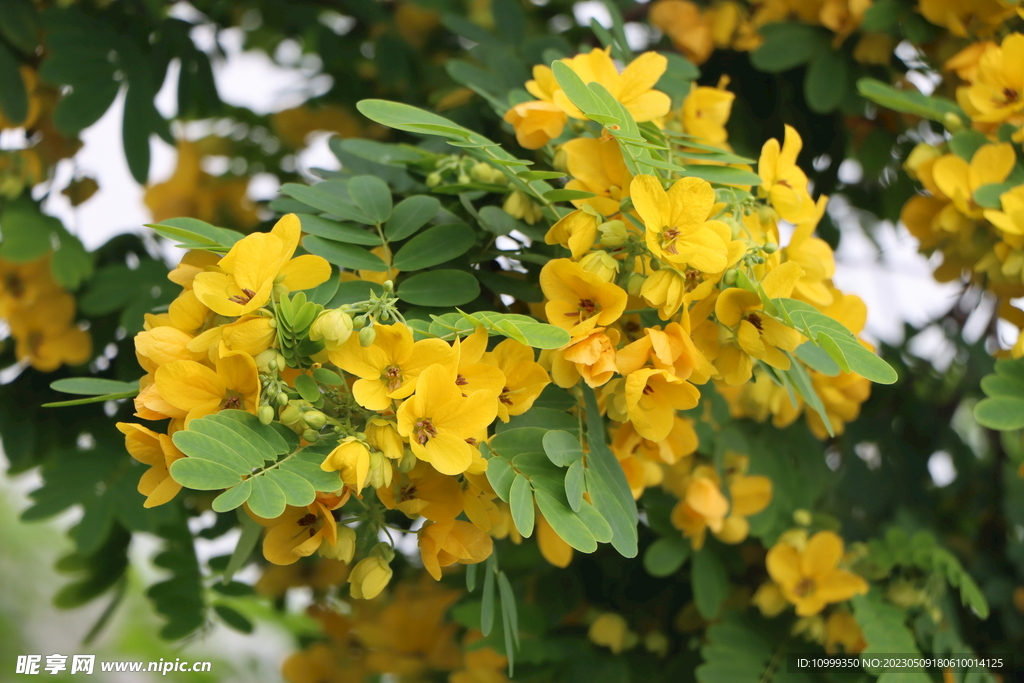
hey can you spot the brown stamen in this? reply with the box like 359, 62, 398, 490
414, 418, 437, 445
227, 287, 258, 305
746, 313, 764, 331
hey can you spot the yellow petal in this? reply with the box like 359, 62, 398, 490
279, 254, 332, 291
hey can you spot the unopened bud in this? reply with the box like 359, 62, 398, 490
280, 405, 302, 425
258, 404, 275, 425
275, 392, 290, 407
723, 269, 738, 285
381, 280, 393, 293
762, 242, 778, 254
943, 111, 963, 133
310, 308, 353, 351
352, 315, 367, 330
367, 451, 392, 489
320, 525, 356, 563
255, 349, 278, 374
598, 219, 628, 247
578, 250, 619, 282
398, 448, 418, 473
304, 410, 328, 430
552, 147, 569, 173
626, 272, 646, 297
302, 428, 320, 443
369, 541, 396, 562
426, 172, 442, 187
792, 509, 812, 526
359, 325, 376, 347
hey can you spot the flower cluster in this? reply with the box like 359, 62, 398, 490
0, 254, 91, 372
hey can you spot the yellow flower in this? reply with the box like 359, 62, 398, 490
681, 81, 735, 145
115, 423, 185, 508
758, 125, 816, 223
650, 0, 714, 64
536, 511, 574, 567
753, 581, 789, 617
168, 249, 221, 290
671, 466, 728, 549
253, 494, 346, 566
616, 322, 715, 386
503, 190, 543, 224
612, 415, 698, 467
396, 363, 498, 475
561, 136, 632, 216
379, 461, 465, 522
271, 104, 362, 149
483, 338, 551, 422
714, 261, 806, 383
552, 48, 672, 123
986, 185, 1024, 235
504, 100, 568, 150
624, 368, 700, 441
309, 308, 353, 351
944, 40, 994, 82
193, 214, 331, 317
348, 556, 393, 599
321, 437, 372, 491
153, 351, 260, 424
330, 323, 456, 411
365, 418, 405, 460
419, 518, 494, 580
785, 196, 836, 306
632, 175, 731, 272
932, 143, 1015, 219
588, 613, 632, 654
540, 258, 628, 334
766, 530, 869, 616
545, 209, 599, 259
549, 327, 621, 388
9, 293, 92, 372
918, 0, 1013, 38
824, 610, 866, 654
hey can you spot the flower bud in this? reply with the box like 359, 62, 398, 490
280, 404, 302, 425
302, 428, 320, 443
310, 309, 353, 351
255, 349, 279, 374
752, 581, 788, 617
792, 509, 812, 526
588, 613, 631, 654
762, 242, 778, 254
381, 280, 394, 293
503, 190, 542, 225
365, 417, 404, 460
321, 437, 372, 490
723, 269, 738, 286
368, 541, 396, 562
304, 410, 328, 430
426, 171, 442, 187
398, 448, 418, 473
275, 392, 290, 407
367, 451, 392, 489
470, 161, 496, 184
352, 315, 367, 330
458, 173, 471, 185
578, 250, 619, 282
348, 556, 393, 599
626, 272, 646, 297
358, 325, 377, 347
598, 219, 628, 247
943, 111, 963, 133
644, 630, 669, 657
551, 147, 569, 172
320, 525, 356, 563
258, 404, 275, 425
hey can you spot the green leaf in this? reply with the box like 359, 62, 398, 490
582, 386, 639, 557
302, 235, 388, 272
795, 341, 841, 376
214, 604, 253, 634
474, 270, 543, 303
498, 408, 577, 434
489, 427, 546, 459
481, 555, 496, 636
397, 269, 480, 306
212, 480, 252, 513
265, 469, 316, 507
392, 223, 476, 271
297, 214, 381, 246
974, 397, 1024, 430
517, 171, 566, 181
486, 453, 516, 502
172, 431, 254, 475
692, 548, 730, 619
534, 488, 597, 553
54, 75, 119, 135
683, 165, 764, 186
147, 217, 242, 249
542, 430, 583, 467
860, 0, 902, 31
279, 452, 344, 492
973, 182, 1013, 209
280, 182, 373, 224
347, 175, 393, 223
805, 49, 848, 114
385, 195, 441, 241
509, 475, 535, 538
247, 476, 287, 519
186, 420, 265, 470
644, 537, 691, 577
224, 512, 261, 584
655, 52, 700, 101
478, 206, 523, 236
328, 280, 384, 307
293, 373, 321, 402
948, 130, 989, 160
776, 298, 898, 384
750, 23, 827, 72
50, 377, 138, 396
543, 189, 596, 202
313, 368, 344, 385
857, 78, 963, 123
551, 60, 600, 115
122, 82, 153, 184
0, 0, 39, 54
564, 460, 585, 512
169, 458, 244, 491
207, 410, 290, 460
0, 42, 28, 125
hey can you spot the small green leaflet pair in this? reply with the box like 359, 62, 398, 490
483, 386, 639, 558
412, 310, 570, 350
45, 377, 139, 407
166, 410, 342, 519
974, 357, 1024, 431
465, 554, 521, 676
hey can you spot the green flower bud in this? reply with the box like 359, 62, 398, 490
458, 173, 471, 185
762, 242, 778, 254
258, 404, 275, 425
255, 349, 279, 374
304, 410, 328, 430
598, 219, 628, 247
352, 315, 367, 330
626, 273, 646, 297
302, 428, 320, 443
280, 404, 302, 425
310, 308, 353, 351
578, 250, 619, 282
426, 171, 442, 187
381, 280, 394, 293
723, 269, 738, 286
398, 448, 418, 473
359, 326, 377, 347
275, 392, 290, 407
